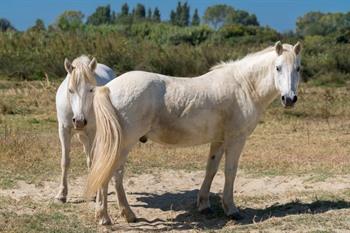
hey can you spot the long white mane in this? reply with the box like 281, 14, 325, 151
210, 44, 297, 96
69, 55, 96, 90
210, 44, 295, 71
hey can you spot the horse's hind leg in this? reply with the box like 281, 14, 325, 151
222, 136, 246, 220
111, 150, 137, 223
55, 124, 71, 203
197, 142, 224, 213
95, 184, 111, 225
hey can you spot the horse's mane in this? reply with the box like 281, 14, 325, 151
209, 44, 297, 99
210, 44, 295, 71
69, 55, 96, 90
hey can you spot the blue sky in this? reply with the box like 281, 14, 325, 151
0, 0, 349, 32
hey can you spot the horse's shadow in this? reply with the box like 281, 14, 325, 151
110, 189, 350, 232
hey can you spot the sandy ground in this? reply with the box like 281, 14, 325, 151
1, 170, 350, 232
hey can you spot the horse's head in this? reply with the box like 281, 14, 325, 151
273, 41, 302, 108
64, 56, 97, 130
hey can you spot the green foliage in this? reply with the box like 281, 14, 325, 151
203, 4, 233, 29
54, 10, 84, 31
86, 5, 112, 25
192, 9, 200, 26
121, 3, 129, 16
296, 11, 350, 36
134, 3, 146, 19
170, 2, 190, 27
226, 9, 259, 26
0, 18, 16, 32
153, 7, 161, 22
29, 19, 46, 32
217, 24, 279, 44
0, 6, 349, 87
203, 4, 258, 29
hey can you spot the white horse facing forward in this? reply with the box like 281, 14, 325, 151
55, 55, 116, 203
84, 41, 302, 225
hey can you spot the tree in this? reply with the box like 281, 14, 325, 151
55, 10, 84, 31
192, 8, 200, 26
86, 5, 111, 25
226, 9, 259, 26
170, 10, 176, 25
111, 11, 117, 23
296, 11, 350, 36
203, 4, 233, 29
121, 3, 129, 16
179, 2, 190, 26
134, 3, 146, 19
29, 19, 46, 31
0, 18, 16, 32
204, 4, 259, 29
147, 8, 152, 19
153, 7, 161, 22
117, 3, 132, 24
170, 1, 190, 26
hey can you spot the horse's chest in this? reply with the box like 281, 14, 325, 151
229, 108, 260, 137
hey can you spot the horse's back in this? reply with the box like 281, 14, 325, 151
107, 71, 226, 146
95, 63, 116, 86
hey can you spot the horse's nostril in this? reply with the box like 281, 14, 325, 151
281, 96, 285, 101
84, 119, 87, 125
72, 118, 76, 123
293, 96, 298, 103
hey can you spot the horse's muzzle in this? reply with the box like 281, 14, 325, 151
73, 118, 87, 130
281, 95, 297, 108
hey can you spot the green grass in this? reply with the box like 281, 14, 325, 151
0, 196, 97, 233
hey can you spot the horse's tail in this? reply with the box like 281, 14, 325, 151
85, 86, 122, 197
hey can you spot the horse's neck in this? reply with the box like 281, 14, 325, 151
232, 53, 279, 111
249, 72, 278, 110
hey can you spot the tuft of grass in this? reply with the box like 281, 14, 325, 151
0, 196, 97, 233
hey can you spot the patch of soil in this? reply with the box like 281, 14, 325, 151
1, 170, 350, 232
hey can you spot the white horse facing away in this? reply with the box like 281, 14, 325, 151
85, 41, 302, 225
55, 55, 116, 203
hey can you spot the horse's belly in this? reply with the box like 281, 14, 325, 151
147, 117, 222, 146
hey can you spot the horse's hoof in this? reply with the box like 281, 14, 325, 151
89, 196, 97, 202
200, 207, 214, 215
139, 136, 147, 143
122, 210, 137, 223
55, 196, 67, 204
125, 214, 137, 223
126, 216, 137, 223
228, 211, 244, 220
99, 216, 112, 225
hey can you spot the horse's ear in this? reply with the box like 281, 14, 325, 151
64, 58, 73, 74
274, 41, 283, 56
89, 57, 97, 71
293, 41, 301, 55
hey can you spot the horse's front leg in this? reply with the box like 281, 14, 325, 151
111, 151, 136, 223
55, 124, 71, 203
77, 131, 94, 169
78, 131, 97, 201
197, 142, 224, 213
222, 136, 246, 220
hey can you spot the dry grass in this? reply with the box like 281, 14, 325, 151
1, 78, 350, 232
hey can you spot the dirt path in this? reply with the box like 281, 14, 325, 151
1, 170, 350, 232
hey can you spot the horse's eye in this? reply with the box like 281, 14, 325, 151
296, 66, 300, 72
68, 88, 73, 94
89, 88, 94, 93
276, 66, 281, 72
